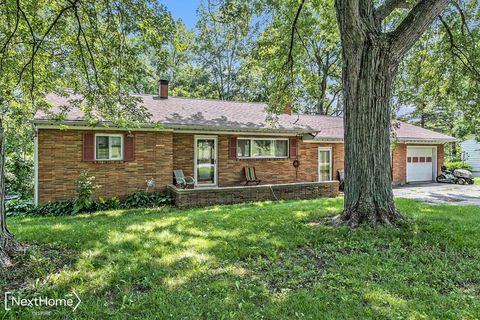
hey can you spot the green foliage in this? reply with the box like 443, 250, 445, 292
5, 198, 480, 318
73, 171, 100, 214
5, 155, 34, 198
93, 196, 122, 211
122, 191, 172, 209
5, 199, 35, 217
29, 200, 75, 217
444, 161, 473, 171
22, 191, 171, 217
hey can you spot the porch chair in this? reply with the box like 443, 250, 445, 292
173, 170, 195, 189
244, 167, 261, 186
338, 169, 345, 191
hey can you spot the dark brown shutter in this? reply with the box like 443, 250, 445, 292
228, 136, 237, 160
124, 134, 135, 161
83, 133, 95, 161
289, 137, 298, 159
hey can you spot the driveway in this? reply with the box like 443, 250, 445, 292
393, 183, 480, 205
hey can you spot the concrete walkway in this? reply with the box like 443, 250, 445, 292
393, 183, 480, 206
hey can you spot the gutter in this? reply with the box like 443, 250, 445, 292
32, 120, 313, 136
32, 120, 458, 143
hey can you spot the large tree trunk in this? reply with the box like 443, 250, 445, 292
0, 121, 24, 268
338, 39, 403, 227
333, 0, 451, 227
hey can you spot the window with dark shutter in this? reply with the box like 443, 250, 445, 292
228, 137, 237, 160
289, 137, 298, 159
124, 134, 134, 161
83, 133, 95, 161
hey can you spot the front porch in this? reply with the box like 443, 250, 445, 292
167, 181, 340, 208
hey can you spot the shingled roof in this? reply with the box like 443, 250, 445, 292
34, 93, 456, 142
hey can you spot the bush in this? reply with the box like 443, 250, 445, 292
73, 171, 100, 214
6, 199, 35, 216
444, 161, 473, 171
23, 191, 172, 217
29, 200, 75, 216
123, 191, 172, 209
93, 196, 122, 211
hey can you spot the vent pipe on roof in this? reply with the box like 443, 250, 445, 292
159, 79, 169, 99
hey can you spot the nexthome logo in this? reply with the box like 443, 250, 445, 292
4, 291, 81, 312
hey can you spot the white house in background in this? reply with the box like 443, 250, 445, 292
461, 139, 480, 177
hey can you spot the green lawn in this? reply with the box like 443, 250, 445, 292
2, 198, 480, 319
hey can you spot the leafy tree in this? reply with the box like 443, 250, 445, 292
332, 0, 452, 227
193, 1, 259, 101
254, 0, 342, 115
0, 0, 174, 267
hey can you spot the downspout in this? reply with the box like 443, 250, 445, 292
34, 127, 39, 205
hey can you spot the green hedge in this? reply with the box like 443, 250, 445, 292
444, 161, 473, 171
6, 191, 172, 217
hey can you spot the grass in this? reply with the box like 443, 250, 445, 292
2, 198, 480, 319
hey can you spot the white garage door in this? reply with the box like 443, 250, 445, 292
407, 147, 435, 183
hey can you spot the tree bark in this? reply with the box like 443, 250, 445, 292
0, 120, 24, 268
333, 0, 451, 227
338, 37, 403, 227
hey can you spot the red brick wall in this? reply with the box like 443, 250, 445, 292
37, 129, 445, 202
172, 133, 344, 186
38, 129, 173, 203
392, 143, 445, 185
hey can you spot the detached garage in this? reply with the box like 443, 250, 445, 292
406, 146, 437, 183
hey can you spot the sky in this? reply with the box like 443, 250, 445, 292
160, 0, 201, 28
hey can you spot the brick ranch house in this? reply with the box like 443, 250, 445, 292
33, 81, 456, 206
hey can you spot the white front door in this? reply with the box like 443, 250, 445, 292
407, 147, 436, 182
194, 136, 218, 186
318, 147, 333, 181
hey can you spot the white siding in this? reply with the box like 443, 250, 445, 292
460, 139, 480, 176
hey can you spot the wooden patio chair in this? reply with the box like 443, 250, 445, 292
338, 169, 345, 191
244, 167, 261, 186
173, 170, 195, 189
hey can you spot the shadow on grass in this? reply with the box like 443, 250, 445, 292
3, 197, 480, 319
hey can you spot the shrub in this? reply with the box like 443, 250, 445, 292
93, 196, 122, 211
123, 191, 172, 209
444, 161, 473, 171
6, 199, 35, 216
24, 191, 172, 217
29, 200, 75, 216
74, 171, 100, 214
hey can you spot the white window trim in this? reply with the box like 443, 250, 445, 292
237, 137, 289, 159
194, 135, 218, 187
318, 147, 333, 182
94, 133, 124, 161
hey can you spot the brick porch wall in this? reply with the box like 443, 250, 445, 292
172, 133, 344, 186
37, 129, 173, 203
392, 143, 445, 185
168, 181, 340, 208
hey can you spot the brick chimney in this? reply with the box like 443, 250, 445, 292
159, 79, 169, 99
284, 102, 292, 115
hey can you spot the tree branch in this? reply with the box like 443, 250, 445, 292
375, 0, 410, 22
285, 0, 306, 70
16, 1, 78, 91
390, 0, 451, 58
438, 15, 480, 81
